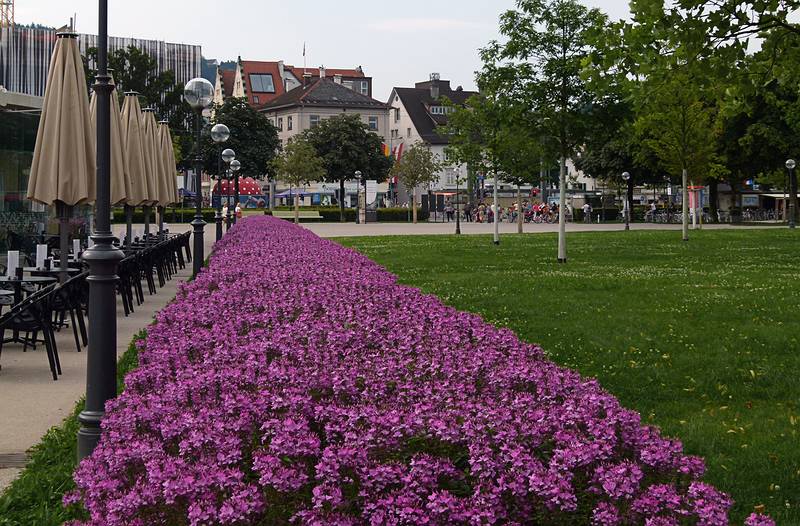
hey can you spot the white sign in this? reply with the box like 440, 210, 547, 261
6, 251, 19, 276
73, 239, 81, 257
36, 244, 48, 268
366, 180, 378, 205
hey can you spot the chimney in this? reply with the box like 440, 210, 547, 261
430, 72, 440, 99
303, 72, 312, 88
319, 65, 326, 79
334, 74, 342, 84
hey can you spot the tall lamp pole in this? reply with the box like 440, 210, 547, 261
355, 170, 363, 224
222, 149, 235, 230
787, 159, 797, 229
184, 77, 214, 276
455, 169, 462, 235
78, 0, 126, 460
211, 124, 230, 241
230, 160, 241, 224
622, 171, 631, 231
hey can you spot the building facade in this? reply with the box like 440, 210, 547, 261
0, 24, 201, 97
388, 74, 477, 201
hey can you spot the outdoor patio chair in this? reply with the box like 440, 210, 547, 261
51, 272, 89, 352
0, 284, 60, 380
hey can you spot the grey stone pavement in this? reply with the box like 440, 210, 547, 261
0, 223, 214, 493
0, 218, 771, 493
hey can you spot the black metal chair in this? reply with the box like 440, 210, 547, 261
0, 284, 60, 380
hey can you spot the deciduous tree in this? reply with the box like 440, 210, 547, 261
390, 145, 442, 224
271, 138, 326, 224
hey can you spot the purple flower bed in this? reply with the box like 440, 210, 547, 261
67, 217, 769, 525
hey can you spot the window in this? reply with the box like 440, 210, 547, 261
394, 108, 400, 122
430, 106, 445, 115
249, 73, 275, 93
390, 129, 399, 139
287, 116, 293, 131
252, 95, 259, 104
310, 115, 320, 127
443, 150, 450, 162
360, 80, 369, 96
368, 116, 378, 131
277, 117, 283, 131
407, 128, 412, 138
343, 80, 354, 90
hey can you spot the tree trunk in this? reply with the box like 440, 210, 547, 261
466, 168, 474, 207
412, 187, 418, 224
557, 157, 567, 263
493, 171, 499, 245
682, 168, 689, 241
517, 184, 523, 234
339, 179, 345, 222
294, 193, 300, 224
627, 178, 634, 226
709, 180, 718, 223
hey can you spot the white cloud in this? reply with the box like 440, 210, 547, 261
367, 18, 480, 33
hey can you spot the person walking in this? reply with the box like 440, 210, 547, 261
582, 202, 592, 223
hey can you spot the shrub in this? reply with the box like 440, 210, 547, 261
66, 217, 761, 526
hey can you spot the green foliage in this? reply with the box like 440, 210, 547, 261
271, 138, 326, 189
0, 332, 145, 526
202, 98, 280, 178
389, 144, 442, 190
339, 229, 800, 524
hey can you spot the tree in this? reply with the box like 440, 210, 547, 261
495, 0, 607, 261
271, 138, 325, 224
635, 72, 717, 238
302, 114, 393, 222
201, 98, 280, 179
390, 145, 442, 224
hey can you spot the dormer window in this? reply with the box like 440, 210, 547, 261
430, 106, 445, 115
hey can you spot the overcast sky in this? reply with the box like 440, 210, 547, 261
16, 0, 632, 101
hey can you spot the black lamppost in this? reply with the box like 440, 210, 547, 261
455, 169, 463, 235
222, 148, 235, 230
184, 77, 214, 276
622, 171, 631, 231
231, 159, 241, 224
78, 0, 126, 460
355, 170, 362, 224
211, 123, 230, 241
787, 159, 797, 229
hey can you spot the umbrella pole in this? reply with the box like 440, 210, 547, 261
143, 205, 151, 238
57, 201, 70, 284
125, 205, 133, 249
157, 205, 164, 236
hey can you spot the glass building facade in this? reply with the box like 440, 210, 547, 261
0, 106, 47, 253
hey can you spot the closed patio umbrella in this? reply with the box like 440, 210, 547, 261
27, 32, 95, 280
120, 92, 148, 246
158, 121, 178, 228
90, 74, 129, 206
141, 108, 160, 235
151, 119, 171, 232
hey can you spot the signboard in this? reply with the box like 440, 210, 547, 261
366, 180, 377, 205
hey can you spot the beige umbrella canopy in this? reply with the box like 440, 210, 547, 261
152, 119, 171, 207
27, 33, 95, 207
158, 122, 178, 205
120, 93, 149, 206
140, 109, 160, 206
90, 75, 129, 206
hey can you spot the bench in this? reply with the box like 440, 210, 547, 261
271, 211, 324, 221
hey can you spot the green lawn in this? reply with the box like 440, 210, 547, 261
337, 229, 800, 524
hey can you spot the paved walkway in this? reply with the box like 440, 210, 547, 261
0, 224, 215, 493
302, 220, 766, 238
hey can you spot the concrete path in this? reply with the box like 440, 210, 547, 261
301, 220, 768, 238
0, 224, 215, 493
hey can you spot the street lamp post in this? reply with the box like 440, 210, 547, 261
787, 159, 797, 229
230, 159, 241, 224
622, 171, 631, 231
78, 0, 126, 460
355, 170, 362, 224
455, 170, 462, 235
221, 148, 235, 231
211, 124, 230, 242
183, 77, 214, 276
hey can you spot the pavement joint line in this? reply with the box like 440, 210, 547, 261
0, 453, 28, 469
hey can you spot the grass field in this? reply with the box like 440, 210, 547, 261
338, 229, 800, 524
